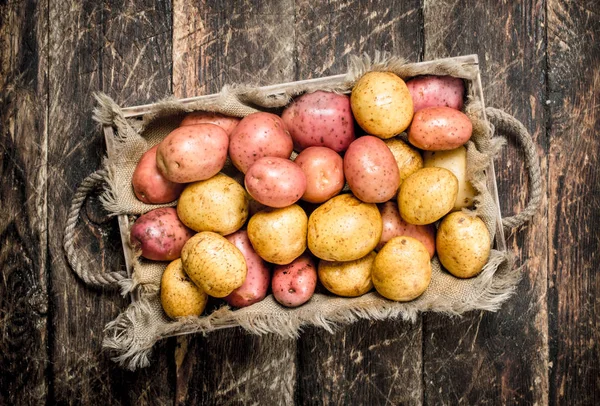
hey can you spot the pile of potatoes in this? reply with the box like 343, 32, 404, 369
129, 72, 492, 319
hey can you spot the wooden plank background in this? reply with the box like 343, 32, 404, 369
0, 0, 598, 404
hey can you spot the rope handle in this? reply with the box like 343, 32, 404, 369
63, 169, 128, 289
486, 107, 542, 230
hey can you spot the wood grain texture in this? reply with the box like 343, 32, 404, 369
0, 0, 49, 404
547, 1, 600, 404
422, 1, 548, 404
172, 1, 297, 404
48, 0, 174, 404
294, 1, 424, 404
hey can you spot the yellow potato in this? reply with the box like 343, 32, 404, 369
398, 167, 458, 225
423, 146, 476, 210
372, 236, 431, 301
181, 232, 247, 298
177, 173, 248, 235
436, 212, 491, 278
384, 138, 423, 186
351, 72, 414, 139
247, 205, 307, 265
308, 194, 382, 261
318, 252, 375, 297
160, 259, 208, 319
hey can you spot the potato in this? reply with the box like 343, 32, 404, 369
156, 124, 229, 183
437, 212, 491, 278
376, 201, 435, 257
383, 138, 423, 187
318, 251, 375, 297
245, 157, 307, 208
308, 194, 382, 261
398, 167, 458, 225
281, 91, 355, 152
344, 136, 400, 203
350, 71, 413, 139
372, 236, 431, 301
160, 259, 208, 319
181, 232, 247, 298
229, 112, 293, 173
423, 146, 476, 210
295, 146, 345, 203
177, 173, 248, 235
247, 205, 308, 265
130, 208, 194, 261
180, 111, 240, 135
408, 106, 473, 151
224, 230, 270, 308
132, 145, 185, 204
406, 75, 465, 112
272, 254, 317, 307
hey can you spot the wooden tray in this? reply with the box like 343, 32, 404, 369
103, 54, 507, 294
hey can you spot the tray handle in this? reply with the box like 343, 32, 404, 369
486, 107, 542, 230
63, 169, 128, 288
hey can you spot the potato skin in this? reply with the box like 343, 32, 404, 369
383, 138, 423, 188
180, 111, 240, 135
423, 146, 476, 210
437, 212, 490, 278
177, 174, 248, 235
130, 208, 194, 261
156, 124, 229, 183
406, 75, 465, 112
295, 147, 345, 203
272, 254, 317, 307
229, 112, 293, 173
408, 106, 473, 151
376, 201, 435, 257
132, 145, 185, 204
318, 251, 375, 297
372, 236, 431, 301
344, 136, 400, 203
181, 232, 247, 298
398, 167, 458, 225
224, 230, 271, 308
351, 72, 413, 139
307, 194, 382, 261
245, 157, 307, 208
161, 259, 208, 319
281, 91, 355, 152
247, 205, 308, 265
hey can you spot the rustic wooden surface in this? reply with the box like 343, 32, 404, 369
0, 1, 598, 405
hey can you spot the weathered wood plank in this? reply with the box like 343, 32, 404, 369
48, 0, 174, 403
0, 0, 49, 404
172, 1, 297, 404
422, 1, 548, 404
294, 1, 424, 404
547, 1, 600, 404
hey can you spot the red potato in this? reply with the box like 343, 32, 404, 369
130, 208, 194, 261
156, 124, 229, 183
343, 136, 400, 203
180, 111, 241, 135
272, 254, 317, 307
294, 147, 345, 203
224, 230, 271, 308
229, 112, 293, 173
132, 145, 185, 204
406, 75, 465, 112
245, 157, 307, 208
408, 107, 473, 151
376, 201, 436, 257
281, 91, 355, 152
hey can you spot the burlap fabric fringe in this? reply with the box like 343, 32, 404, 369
64, 53, 541, 370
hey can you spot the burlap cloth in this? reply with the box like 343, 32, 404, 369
63, 53, 541, 370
